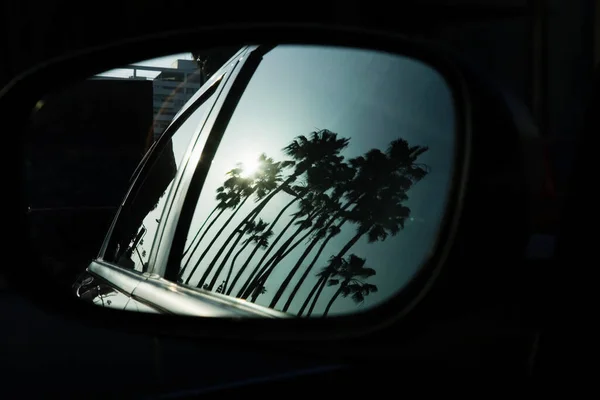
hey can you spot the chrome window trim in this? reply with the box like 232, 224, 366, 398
87, 260, 149, 295
144, 71, 235, 274
171, 46, 248, 122
97, 55, 239, 262
85, 260, 289, 318
132, 276, 292, 318
150, 46, 256, 278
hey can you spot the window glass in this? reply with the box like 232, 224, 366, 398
103, 82, 220, 272
176, 45, 455, 316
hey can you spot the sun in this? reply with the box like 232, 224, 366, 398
238, 154, 261, 178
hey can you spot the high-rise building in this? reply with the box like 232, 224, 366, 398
151, 59, 204, 141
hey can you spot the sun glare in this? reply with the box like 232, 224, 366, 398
238, 154, 261, 178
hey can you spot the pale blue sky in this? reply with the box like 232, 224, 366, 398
97, 53, 194, 79
178, 45, 456, 317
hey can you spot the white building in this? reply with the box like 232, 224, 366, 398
151, 59, 204, 141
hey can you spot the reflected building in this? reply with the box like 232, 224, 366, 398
151, 59, 204, 141
92, 59, 204, 142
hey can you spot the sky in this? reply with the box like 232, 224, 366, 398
96, 53, 194, 79
171, 45, 457, 317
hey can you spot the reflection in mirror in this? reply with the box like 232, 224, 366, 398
175, 45, 456, 317
28, 44, 456, 319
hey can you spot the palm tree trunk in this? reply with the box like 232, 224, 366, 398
306, 229, 365, 315
206, 223, 249, 290
182, 205, 219, 257
236, 213, 299, 297
274, 202, 354, 310
304, 275, 327, 317
243, 175, 297, 223
297, 276, 321, 316
178, 207, 226, 280
184, 195, 250, 286
233, 195, 300, 286
323, 285, 344, 317
267, 231, 323, 308
242, 210, 321, 300
239, 226, 303, 299
281, 216, 349, 312
247, 226, 317, 302
222, 239, 252, 294
226, 241, 261, 296
335, 229, 365, 264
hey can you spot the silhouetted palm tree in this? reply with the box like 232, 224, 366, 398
182, 184, 231, 258
270, 161, 356, 309
181, 166, 255, 285
302, 139, 429, 315
248, 283, 267, 302
241, 136, 355, 302
283, 214, 347, 313
194, 154, 286, 288
236, 130, 349, 234
178, 166, 253, 281
229, 130, 348, 296
320, 254, 377, 317
241, 192, 334, 300
305, 191, 409, 316
223, 221, 272, 294
226, 184, 307, 296
208, 218, 269, 291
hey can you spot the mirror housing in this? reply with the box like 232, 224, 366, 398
4, 24, 542, 351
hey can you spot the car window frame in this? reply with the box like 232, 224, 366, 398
94, 50, 246, 278
82, 46, 293, 318
153, 45, 267, 279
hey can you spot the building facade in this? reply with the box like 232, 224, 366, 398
151, 59, 204, 140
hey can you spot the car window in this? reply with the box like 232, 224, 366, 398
174, 45, 455, 316
102, 80, 221, 272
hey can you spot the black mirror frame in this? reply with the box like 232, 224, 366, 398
4, 23, 471, 349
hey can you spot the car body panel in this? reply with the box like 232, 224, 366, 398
75, 261, 290, 317
73, 269, 160, 313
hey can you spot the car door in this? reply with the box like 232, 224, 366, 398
79, 48, 251, 311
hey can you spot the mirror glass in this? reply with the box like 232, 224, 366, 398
26, 44, 456, 318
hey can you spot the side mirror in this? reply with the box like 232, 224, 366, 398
4, 24, 540, 348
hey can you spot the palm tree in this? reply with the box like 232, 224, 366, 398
242, 141, 356, 302
234, 129, 350, 237
181, 185, 231, 259
239, 204, 319, 300
234, 211, 300, 297
305, 190, 410, 316
178, 167, 253, 281
302, 138, 429, 316
248, 283, 267, 302
231, 130, 349, 296
283, 215, 346, 313
245, 212, 325, 302
320, 254, 378, 317
194, 154, 287, 288
208, 218, 270, 291
241, 191, 333, 300
270, 160, 357, 309
226, 184, 307, 296
181, 166, 255, 285
223, 221, 272, 294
